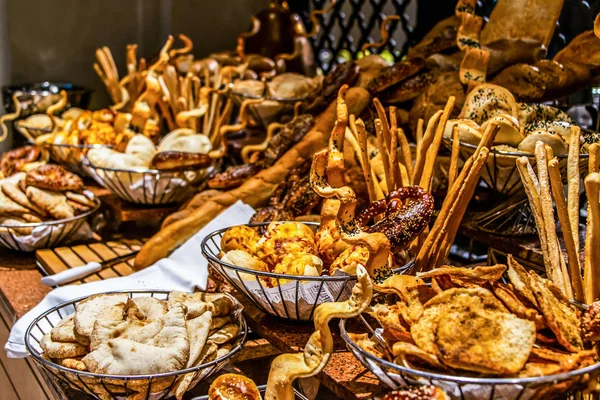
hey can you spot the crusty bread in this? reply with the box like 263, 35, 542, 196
134, 87, 370, 270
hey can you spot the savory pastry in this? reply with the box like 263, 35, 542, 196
221, 250, 270, 280
381, 387, 449, 400
208, 374, 261, 400
255, 222, 316, 267
271, 252, 323, 282
220, 225, 261, 254
25, 164, 84, 192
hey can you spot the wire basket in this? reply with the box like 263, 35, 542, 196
191, 384, 308, 400
443, 138, 590, 198
83, 156, 209, 205
0, 197, 100, 252
42, 142, 113, 177
340, 304, 600, 400
201, 222, 414, 321
25, 290, 248, 400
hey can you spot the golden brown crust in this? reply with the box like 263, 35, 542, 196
208, 374, 261, 400
26, 164, 83, 192
151, 151, 212, 171
134, 88, 371, 270
381, 387, 449, 400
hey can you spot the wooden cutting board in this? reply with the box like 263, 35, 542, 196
36, 238, 146, 285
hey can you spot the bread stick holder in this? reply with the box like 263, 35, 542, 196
340, 300, 600, 400
25, 290, 248, 400
201, 222, 414, 322
0, 197, 100, 252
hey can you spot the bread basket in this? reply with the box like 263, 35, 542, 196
83, 155, 209, 205
0, 197, 100, 252
192, 384, 308, 400
340, 300, 600, 400
42, 142, 113, 177
201, 222, 414, 321
25, 290, 248, 400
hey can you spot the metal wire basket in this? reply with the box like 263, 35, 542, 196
201, 222, 414, 321
25, 290, 248, 400
0, 197, 100, 252
83, 156, 209, 205
443, 138, 590, 198
191, 384, 308, 400
42, 142, 113, 177
340, 305, 600, 400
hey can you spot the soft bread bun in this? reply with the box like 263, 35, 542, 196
443, 119, 483, 146
518, 129, 568, 155
481, 113, 523, 146
125, 134, 156, 166
381, 386, 449, 400
221, 250, 269, 280
158, 129, 212, 154
459, 83, 518, 125
208, 373, 261, 400
272, 252, 323, 277
267, 73, 321, 99
518, 103, 572, 141
87, 147, 148, 170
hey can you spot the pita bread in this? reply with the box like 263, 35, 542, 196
132, 297, 168, 320
186, 311, 212, 368
157, 130, 211, 154
51, 314, 90, 346
40, 333, 88, 359
74, 293, 129, 337
87, 147, 148, 169
0, 184, 32, 216
26, 186, 74, 220
1, 182, 47, 216
208, 324, 240, 345
65, 191, 96, 208
124, 134, 156, 166
173, 342, 219, 400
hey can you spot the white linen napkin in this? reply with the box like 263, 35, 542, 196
5, 200, 255, 358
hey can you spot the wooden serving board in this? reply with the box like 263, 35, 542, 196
35, 238, 146, 285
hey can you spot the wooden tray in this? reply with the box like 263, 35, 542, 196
36, 238, 145, 285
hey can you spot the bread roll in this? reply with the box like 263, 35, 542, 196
134, 87, 371, 270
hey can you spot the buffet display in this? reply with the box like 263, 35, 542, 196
4, 0, 600, 399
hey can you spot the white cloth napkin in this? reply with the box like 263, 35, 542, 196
5, 200, 255, 358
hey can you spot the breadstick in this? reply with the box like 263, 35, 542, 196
394, 115, 413, 185
355, 118, 385, 201
415, 118, 424, 152
448, 124, 460, 189
584, 173, 600, 303
535, 142, 572, 298
475, 122, 500, 156
375, 119, 394, 193
388, 114, 400, 189
433, 147, 490, 268
350, 116, 376, 203
389, 107, 405, 186
413, 111, 442, 185
589, 143, 600, 174
549, 158, 584, 302
419, 97, 455, 191
567, 126, 581, 252
373, 98, 392, 150
415, 155, 475, 271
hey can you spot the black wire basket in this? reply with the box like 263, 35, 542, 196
25, 290, 248, 400
0, 197, 100, 252
43, 142, 113, 177
83, 156, 209, 205
191, 384, 308, 400
340, 304, 600, 400
201, 222, 414, 321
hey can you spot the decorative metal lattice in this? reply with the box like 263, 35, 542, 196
298, 0, 600, 72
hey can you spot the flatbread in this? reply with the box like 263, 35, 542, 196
26, 186, 74, 220
529, 273, 583, 352
74, 293, 129, 337
51, 314, 90, 346
40, 333, 88, 359
186, 310, 212, 368
1, 182, 47, 216
507, 255, 538, 306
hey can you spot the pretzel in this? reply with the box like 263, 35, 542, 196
361, 15, 400, 53
264, 265, 372, 400
0, 93, 22, 143
548, 158, 584, 302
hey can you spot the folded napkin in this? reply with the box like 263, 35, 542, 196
5, 200, 255, 358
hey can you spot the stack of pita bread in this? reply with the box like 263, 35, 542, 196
39, 291, 241, 400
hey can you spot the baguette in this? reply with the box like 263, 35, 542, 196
134, 87, 371, 270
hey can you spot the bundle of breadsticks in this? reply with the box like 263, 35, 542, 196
95, 35, 232, 144
517, 129, 600, 303
412, 96, 500, 272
